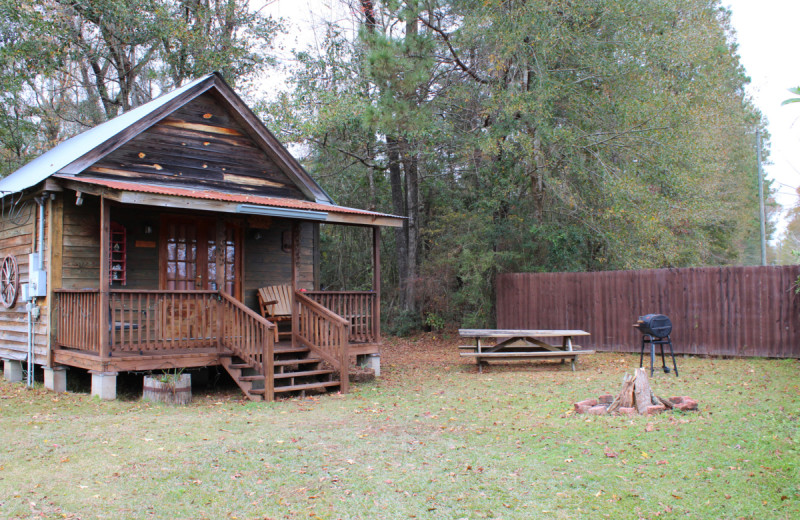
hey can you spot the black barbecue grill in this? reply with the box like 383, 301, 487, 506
634, 314, 678, 377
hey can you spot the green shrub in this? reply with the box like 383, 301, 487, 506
386, 309, 421, 337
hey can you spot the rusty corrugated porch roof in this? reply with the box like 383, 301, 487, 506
55, 175, 404, 228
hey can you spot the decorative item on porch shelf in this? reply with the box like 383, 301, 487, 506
142, 369, 192, 405
109, 222, 127, 286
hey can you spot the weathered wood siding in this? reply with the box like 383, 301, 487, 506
243, 219, 316, 310
496, 266, 800, 358
62, 197, 101, 289
81, 92, 306, 199
109, 206, 160, 289
0, 198, 48, 363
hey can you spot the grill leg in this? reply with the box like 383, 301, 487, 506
649, 340, 655, 377
666, 336, 678, 377
659, 340, 669, 373
639, 336, 646, 369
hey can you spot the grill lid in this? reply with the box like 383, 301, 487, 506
635, 314, 672, 338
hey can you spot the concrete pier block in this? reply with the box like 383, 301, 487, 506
90, 371, 117, 400
3, 359, 23, 382
365, 353, 381, 377
44, 366, 67, 393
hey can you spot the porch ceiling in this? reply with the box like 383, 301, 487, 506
54, 175, 404, 227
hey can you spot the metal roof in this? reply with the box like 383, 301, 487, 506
57, 176, 403, 225
0, 75, 214, 194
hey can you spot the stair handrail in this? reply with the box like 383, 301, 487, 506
294, 291, 350, 393
218, 291, 276, 400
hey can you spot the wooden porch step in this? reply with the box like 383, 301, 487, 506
229, 362, 254, 369
239, 375, 266, 382
274, 358, 321, 367
273, 380, 341, 393
273, 369, 333, 380
274, 346, 311, 355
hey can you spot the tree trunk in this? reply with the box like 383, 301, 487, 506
387, 136, 409, 308
401, 143, 420, 312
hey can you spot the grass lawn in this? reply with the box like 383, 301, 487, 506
1, 334, 798, 519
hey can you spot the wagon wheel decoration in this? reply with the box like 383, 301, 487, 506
0, 255, 19, 308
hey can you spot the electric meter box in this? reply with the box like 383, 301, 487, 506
28, 253, 47, 298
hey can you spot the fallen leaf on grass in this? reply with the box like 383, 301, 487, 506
604, 448, 617, 458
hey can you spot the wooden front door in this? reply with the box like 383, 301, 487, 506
160, 216, 241, 298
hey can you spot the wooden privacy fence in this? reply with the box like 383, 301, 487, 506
496, 266, 800, 358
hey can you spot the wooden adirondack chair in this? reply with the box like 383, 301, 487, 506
258, 284, 293, 341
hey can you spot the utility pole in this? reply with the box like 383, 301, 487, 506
756, 127, 767, 266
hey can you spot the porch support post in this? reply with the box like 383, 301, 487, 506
215, 218, 226, 352
290, 222, 300, 348
98, 197, 110, 360
372, 226, 381, 344
46, 195, 63, 368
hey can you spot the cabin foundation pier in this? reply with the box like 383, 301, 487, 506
362, 353, 381, 377
90, 371, 118, 400
44, 366, 68, 393
3, 359, 23, 382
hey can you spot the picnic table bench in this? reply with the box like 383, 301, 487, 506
458, 329, 594, 372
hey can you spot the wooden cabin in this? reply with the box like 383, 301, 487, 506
0, 73, 402, 400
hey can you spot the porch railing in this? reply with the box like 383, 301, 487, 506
218, 292, 275, 400
304, 291, 379, 344
54, 290, 100, 354
294, 291, 350, 393
109, 290, 219, 353
54, 290, 273, 357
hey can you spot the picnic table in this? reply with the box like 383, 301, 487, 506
458, 329, 594, 372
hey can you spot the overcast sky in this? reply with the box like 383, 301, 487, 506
725, 1, 800, 236
258, 0, 800, 237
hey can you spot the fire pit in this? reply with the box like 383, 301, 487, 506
634, 314, 678, 377
574, 368, 698, 416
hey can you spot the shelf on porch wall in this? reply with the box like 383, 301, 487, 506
109, 221, 126, 286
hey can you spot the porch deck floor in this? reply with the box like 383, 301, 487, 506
52, 340, 379, 373
53, 347, 228, 373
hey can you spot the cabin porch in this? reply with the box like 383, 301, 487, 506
45, 192, 387, 401
52, 287, 380, 400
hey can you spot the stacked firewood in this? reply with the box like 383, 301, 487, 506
574, 367, 697, 416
